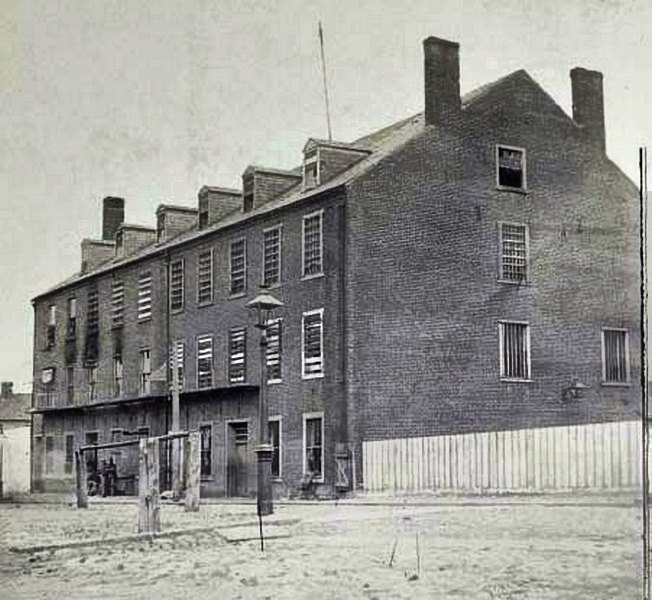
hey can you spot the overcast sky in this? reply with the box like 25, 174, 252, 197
1, 0, 651, 392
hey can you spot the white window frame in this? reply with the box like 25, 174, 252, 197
302, 150, 320, 190
495, 144, 527, 192
137, 271, 153, 321
269, 415, 282, 480
302, 308, 324, 379
601, 327, 630, 385
302, 209, 324, 279
228, 327, 247, 383
169, 258, 185, 313
229, 237, 247, 296
262, 224, 283, 288
170, 339, 185, 391
498, 222, 529, 283
196, 334, 214, 389
111, 280, 125, 327
266, 317, 282, 384
196, 248, 214, 305
302, 412, 324, 483
498, 320, 531, 382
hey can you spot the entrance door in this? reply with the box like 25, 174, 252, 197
227, 422, 249, 497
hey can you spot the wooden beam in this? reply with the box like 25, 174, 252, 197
138, 437, 161, 534
75, 450, 88, 509
184, 432, 200, 512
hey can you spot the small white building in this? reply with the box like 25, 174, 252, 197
0, 381, 31, 498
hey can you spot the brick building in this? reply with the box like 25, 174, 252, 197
31, 37, 639, 496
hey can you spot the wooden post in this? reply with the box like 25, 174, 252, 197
138, 437, 161, 534
170, 350, 181, 499
184, 432, 200, 512
75, 450, 88, 509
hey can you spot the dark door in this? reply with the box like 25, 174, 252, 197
227, 422, 249, 497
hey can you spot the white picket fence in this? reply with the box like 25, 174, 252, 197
362, 420, 642, 493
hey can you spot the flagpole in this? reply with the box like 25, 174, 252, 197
318, 21, 333, 141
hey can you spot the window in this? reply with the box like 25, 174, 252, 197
113, 355, 123, 397
45, 436, 55, 474
230, 239, 246, 295
602, 328, 629, 383
64, 434, 74, 475
269, 419, 281, 478
302, 211, 323, 277
87, 365, 97, 402
229, 328, 246, 383
110, 429, 123, 468
303, 414, 323, 480
67, 297, 77, 337
302, 309, 324, 378
137, 272, 153, 321
499, 321, 530, 380
262, 226, 282, 287
496, 145, 526, 190
266, 319, 282, 382
197, 250, 213, 304
48, 304, 57, 326
139, 349, 151, 395
111, 280, 124, 327
200, 424, 212, 478
303, 154, 318, 189
169, 259, 185, 312
169, 340, 185, 390
84, 287, 99, 365
85, 432, 99, 473
197, 335, 213, 389
499, 223, 528, 282
47, 305, 56, 349
66, 366, 74, 405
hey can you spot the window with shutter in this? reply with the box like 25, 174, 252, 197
137, 272, 152, 320
230, 239, 246, 295
302, 309, 324, 378
197, 250, 213, 304
229, 328, 246, 383
111, 281, 124, 327
169, 260, 184, 312
197, 335, 213, 389
266, 319, 282, 383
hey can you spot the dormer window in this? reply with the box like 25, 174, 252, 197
303, 154, 319, 190
496, 145, 526, 191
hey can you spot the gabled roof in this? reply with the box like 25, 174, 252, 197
31, 69, 591, 301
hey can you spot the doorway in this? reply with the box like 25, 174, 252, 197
227, 421, 249, 497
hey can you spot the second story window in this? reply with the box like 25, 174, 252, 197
230, 239, 246, 295
499, 321, 530, 381
46, 304, 56, 349
302, 211, 323, 277
196, 335, 213, 389
111, 280, 124, 328
139, 349, 151, 395
263, 226, 282, 287
496, 145, 526, 191
137, 272, 152, 321
302, 309, 324, 378
266, 319, 282, 383
169, 259, 185, 312
229, 327, 246, 383
113, 354, 123, 397
84, 287, 99, 365
602, 328, 629, 384
67, 297, 77, 337
87, 365, 97, 402
499, 223, 528, 282
66, 366, 75, 405
197, 250, 213, 305
169, 340, 185, 390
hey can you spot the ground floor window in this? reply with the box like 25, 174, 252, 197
499, 321, 530, 380
64, 434, 74, 475
45, 435, 55, 474
200, 425, 212, 478
602, 328, 629, 383
85, 432, 99, 473
303, 414, 323, 480
269, 419, 281, 478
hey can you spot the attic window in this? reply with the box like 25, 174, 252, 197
303, 154, 318, 190
496, 146, 526, 191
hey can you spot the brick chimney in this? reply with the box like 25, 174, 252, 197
102, 196, 125, 241
423, 36, 461, 127
1, 381, 13, 398
570, 67, 605, 152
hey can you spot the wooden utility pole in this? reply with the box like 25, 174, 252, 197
138, 437, 161, 534
641, 146, 649, 600
184, 431, 201, 512
75, 450, 88, 509
171, 347, 182, 499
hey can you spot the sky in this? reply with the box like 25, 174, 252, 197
1, 0, 651, 392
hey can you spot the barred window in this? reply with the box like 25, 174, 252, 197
87, 288, 99, 333
497, 146, 526, 190
169, 259, 184, 312
303, 415, 323, 479
266, 319, 282, 382
500, 223, 528, 282
302, 211, 323, 277
137, 272, 152, 321
499, 321, 530, 380
602, 329, 629, 383
200, 424, 212, 478
229, 328, 246, 383
197, 335, 213, 389
169, 340, 185, 390
302, 309, 324, 378
111, 281, 124, 327
263, 227, 282, 287
139, 349, 151, 395
197, 250, 213, 304
269, 419, 281, 478
230, 239, 246, 295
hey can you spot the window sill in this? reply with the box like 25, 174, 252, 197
496, 185, 528, 195
229, 379, 246, 385
267, 379, 282, 385
301, 272, 324, 282
229, 292, 247, 300
200, 477, 213, 482
170, 308, 185, 316
302, 373, 324, 380
303, 475, 325, 484
500, 377, 533, 384
497, 278, 530, 286
261, 281, 282, 290
197, 301, 214, 309
137, 318, 152, 324
601, 381, 632, 388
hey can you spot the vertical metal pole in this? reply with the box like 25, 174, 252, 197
256, 324, 273, 520
318, 21, 333, 141
641, 146, 649, 600
171, 347, 181, 499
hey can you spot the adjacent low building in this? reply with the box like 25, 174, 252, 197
0, 381, 31, 497
31, 36, 640, 497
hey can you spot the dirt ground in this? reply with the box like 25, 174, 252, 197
0, 496, 644, 599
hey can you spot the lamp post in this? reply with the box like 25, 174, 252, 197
561, 379, 589, 402
247, 291, 284, 517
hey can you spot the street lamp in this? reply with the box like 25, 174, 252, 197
247, 291, 284, 517
562, 379, 589, 402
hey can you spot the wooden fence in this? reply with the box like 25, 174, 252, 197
362, 420, 642, 493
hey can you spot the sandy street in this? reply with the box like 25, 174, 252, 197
0, 497, 643, 599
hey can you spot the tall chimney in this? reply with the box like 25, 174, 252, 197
102, 196, 125, 241
423, 36, 461, 127
570, 68, 605, 152
1, 381, 13, 397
